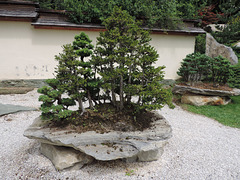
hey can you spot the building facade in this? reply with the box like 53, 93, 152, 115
0, 1, 205, 83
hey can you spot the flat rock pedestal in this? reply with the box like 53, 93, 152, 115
173, 85, 240, 106
24, 112, 172, 171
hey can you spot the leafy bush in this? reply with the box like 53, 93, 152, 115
198, 4, 224, 27
177, 53, 232, 84
31, 0, 181, 29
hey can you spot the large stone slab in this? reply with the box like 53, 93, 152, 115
173, 85, 240, 96
0, 103, 36, 116
24, 112, 172, 170
206, 33, 238, 65
181, 94, 231, 106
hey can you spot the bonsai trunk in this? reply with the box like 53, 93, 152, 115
111, 81, 117, 106
77, 97, 85, 115
87, 90, 94, 109
127, 67, 132, 103
119, 74, 124, 110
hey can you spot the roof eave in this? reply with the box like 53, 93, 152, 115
32, 22, 205, 35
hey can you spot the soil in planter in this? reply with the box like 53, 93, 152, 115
47, 103, 156, 134
178, 82, 233, 91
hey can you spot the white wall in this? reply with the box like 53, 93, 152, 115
151, 34, 195, 79
0, 21, 196, 80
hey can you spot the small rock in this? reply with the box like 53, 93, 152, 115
40, 143, 94, 171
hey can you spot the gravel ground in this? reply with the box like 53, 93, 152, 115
0, 89, 239, 180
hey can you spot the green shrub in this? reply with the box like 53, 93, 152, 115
37, 79, 75, 122
208, 56, 232, 84
194, 34, 206, 54
228, 63, 240, 88
177, 53, 210, 82
38, 32, 100, 123
212, 21, 240, 47
31, 0, 181, 29
177, 53, 232, 84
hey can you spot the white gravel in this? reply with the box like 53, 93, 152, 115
0, 89, 240, 180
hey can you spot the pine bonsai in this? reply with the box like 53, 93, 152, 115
177, 53, 233, 85
38, 8, 173, 129
177, 53, 210, 83
38, 32, 100, 122
93, 7, 173, 113
37, 78, 76, 122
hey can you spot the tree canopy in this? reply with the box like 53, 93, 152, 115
29, 0, 239, 29
37, 7, 174, 123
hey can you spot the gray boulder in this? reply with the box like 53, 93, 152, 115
24, 112, 172, 170
206, 33, 238, 65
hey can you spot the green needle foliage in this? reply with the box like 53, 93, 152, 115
38, 8, 173, 124
55, 44, 86, 113
93, 7, 173, 112
177, 53, 232, 84
228, 63, 240, 89
37, 79, 75, 122
38, 32, 100, 122
31, 0, 181, 29
177, 53, 210, 82
72, 32, 101, 110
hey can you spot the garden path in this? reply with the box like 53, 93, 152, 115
0, 90, 239, 179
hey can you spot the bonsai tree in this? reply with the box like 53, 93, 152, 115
177, 53, 210, 83
38, 8, 173, 127
93, 7, 173, 113
55, 33, 100, 114
38, 32, 99, 122
177, 53, 232, 85
37, 78, 76, 122
72, 32, 101, 110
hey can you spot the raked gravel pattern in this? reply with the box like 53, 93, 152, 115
0, 89, 239, 180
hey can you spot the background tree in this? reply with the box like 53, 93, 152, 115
30, 0, 181, 29
218, 0, 240, 23
93, 7, 173, 112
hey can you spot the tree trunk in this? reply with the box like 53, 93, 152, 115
78, 97, 85, 115
111, 85, 117, 106
137, 96, 141, 105
87, 90, 94, 109
110, 62, 117, 106
127, 67, 132, 103
119, 74, 124, 110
